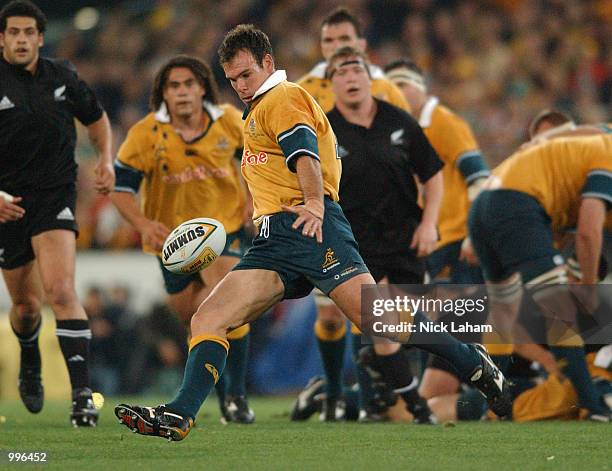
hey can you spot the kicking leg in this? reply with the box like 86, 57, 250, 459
115, 269, 283, 441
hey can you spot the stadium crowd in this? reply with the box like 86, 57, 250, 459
42, 0, 610, 250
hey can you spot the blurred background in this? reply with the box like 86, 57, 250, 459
0, 0, 610, 399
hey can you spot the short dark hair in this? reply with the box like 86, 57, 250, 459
384, 57, 423, 76
218, 24, 273, 66
0, 0, 46, 33
326, 45, 371, 79
528, 109, 573, 138
321, 7, 362, 38
150, 55, 220, 111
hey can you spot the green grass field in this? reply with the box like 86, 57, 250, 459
0, 396, 610, 470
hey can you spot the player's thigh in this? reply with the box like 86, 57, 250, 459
192, 268, 284, 333
328, 272, 377, 330
200, 255, 239, 288
2, 260, 43, 312
31, 229, 77, 295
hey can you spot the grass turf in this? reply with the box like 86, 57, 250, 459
0, 396, 610, 470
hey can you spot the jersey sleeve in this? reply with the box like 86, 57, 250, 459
442, 114, 489, 184
114, 123, 150, 193
406, 118, 444, 183
65, 61, 105, 126
269, 89, 320, 173
582, 169, 612, 207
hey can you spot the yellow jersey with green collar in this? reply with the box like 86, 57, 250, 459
114, 101, 246, 254
419, 97, 489, 247
494, 135, 612, 231
241, 70, 340, 220
297, 62, 411, 114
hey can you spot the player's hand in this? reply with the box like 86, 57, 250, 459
410, 221, 437, 257
141, 220, 171, 251
459, 237, 479, 265
282, 199, 324, 243
0, 192, 25, 223
94, 161, 116, 195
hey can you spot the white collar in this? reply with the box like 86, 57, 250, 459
307, 61, 385, 80
154, 100, 224, 124
418, 96, 439, 128
252, 70, 287, 101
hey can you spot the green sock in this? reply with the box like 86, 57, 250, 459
214, 372, 227, 409
315, 323, 346, 400
550, 346, 607, 415
226, 334, 250, 397
408, 311, 480, 379
166, 339, 227, 420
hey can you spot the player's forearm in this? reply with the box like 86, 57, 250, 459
575, 199, 606, 284
467, 177, 488, 202
294, 156, 324, 219
87, 113, 113, 164
109, 191, 149, 229
421, 171, 443, 226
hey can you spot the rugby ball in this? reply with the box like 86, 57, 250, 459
162, 218, 226, 274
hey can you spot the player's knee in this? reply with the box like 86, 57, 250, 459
44, 279, 77, 308
13, 296, 42, 319
191, 305, 230, 334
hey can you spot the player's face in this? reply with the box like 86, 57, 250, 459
0, 17, 43, 70
163, 67, 206, 119
223, 49, 274, 104
391, 76, 425, 111
330, 57, 371, 107
320, 22, 366, 61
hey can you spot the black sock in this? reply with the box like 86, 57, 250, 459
374, 348, 421, 409
12, 319, 42, 375
56, 319, 91, 391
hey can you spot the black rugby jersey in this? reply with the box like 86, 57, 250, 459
327, 99, 443, 259
0, 56, 104, 192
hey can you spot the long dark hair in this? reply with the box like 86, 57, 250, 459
149, 55, 220, 111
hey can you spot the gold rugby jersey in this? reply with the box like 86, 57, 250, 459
418, 97, 489, 247
494, 135, 612, 231
297, 62, 411, 113
241, 70, 340, 220
114, 101, 246, 254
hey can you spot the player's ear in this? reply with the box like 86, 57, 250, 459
38, 33, 44, 48
262, 53, 274, 73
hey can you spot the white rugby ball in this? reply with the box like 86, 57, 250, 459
162, 218, 226, 274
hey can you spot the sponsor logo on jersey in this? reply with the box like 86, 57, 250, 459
56, 207, 74, 221
217, 137, 229, 150
0, 248, 5, 263
162, 225, 208, 261
162, 165, 230, 184
322, 248, 340, 272
390, 128, 405, 146
54, 85, 67, 101
241, 149, 268, 167
337, 144, 349, 159
0, 96, 15, 110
